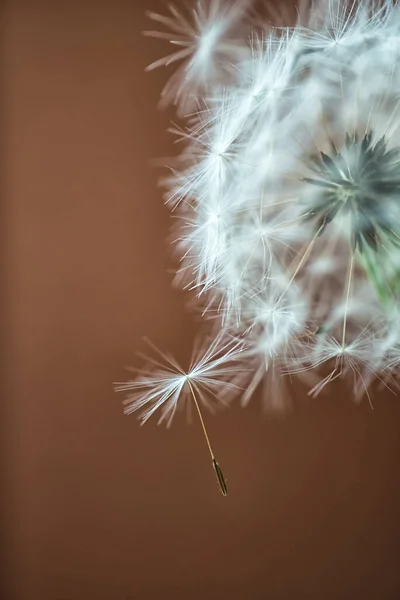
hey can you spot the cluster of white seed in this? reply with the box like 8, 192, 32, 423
118, 0, 400, 428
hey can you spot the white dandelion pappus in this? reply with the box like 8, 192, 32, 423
299, 0, 390, 53
172, 185, 244, 299
165, 91, 247, 207
287, 327, 391, 404
144, 0, 251, 112
116, 332, 245, 425
233, 283, 309, 409
232, 29, 299, 122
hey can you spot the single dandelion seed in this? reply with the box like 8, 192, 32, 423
115, 333, 245, 495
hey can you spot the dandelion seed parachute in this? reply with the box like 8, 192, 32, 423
116, 333, 245, 425
143, 0, 252, 113
115, 333, 246, 495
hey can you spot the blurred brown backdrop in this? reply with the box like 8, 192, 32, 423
2, 1, 400, 599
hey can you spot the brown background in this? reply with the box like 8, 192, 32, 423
3, 1, 400, 599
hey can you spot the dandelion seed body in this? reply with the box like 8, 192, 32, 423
212, 459, 228, 496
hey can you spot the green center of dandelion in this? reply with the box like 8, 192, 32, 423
303, 131, 400, 252
336, 183, 357, 204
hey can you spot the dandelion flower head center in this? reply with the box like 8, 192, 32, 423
335, 183, 357, 205
304, 131, 400, 250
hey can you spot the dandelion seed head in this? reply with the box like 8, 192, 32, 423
134, 0, 400, 419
